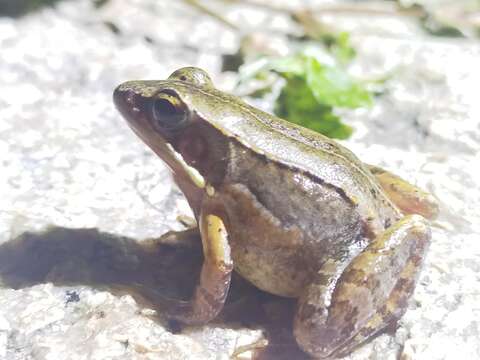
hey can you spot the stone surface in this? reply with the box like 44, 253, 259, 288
0, 0, 479, 359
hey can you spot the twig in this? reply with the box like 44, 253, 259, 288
223, 0, 424, 17
306, 4, 424, 18
221, 0, 290, 13
183, 0, 239, 31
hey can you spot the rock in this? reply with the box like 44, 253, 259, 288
0, 0, 479, 359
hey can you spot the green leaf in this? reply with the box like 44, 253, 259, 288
330, 32, 356, 64
306, 57, 373, 109
274, 76, 353, 139
270, 56, 308, 78
241, 52, 373, 139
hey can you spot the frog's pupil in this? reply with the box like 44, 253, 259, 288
154, 99, 176, 116
152, 98, 185, 129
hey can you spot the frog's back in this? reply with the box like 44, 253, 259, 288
186, 86, 400, 232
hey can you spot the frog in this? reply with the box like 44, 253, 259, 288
113, 67, 439, 359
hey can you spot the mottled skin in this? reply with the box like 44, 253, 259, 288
113, 67, 438, 358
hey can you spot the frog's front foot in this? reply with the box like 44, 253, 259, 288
151, 227, 200, 248
294, 215, 431, 358
166, 212, 233, 325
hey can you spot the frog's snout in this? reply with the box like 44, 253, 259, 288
113, 84, 142, 124
113, 84, 133, 112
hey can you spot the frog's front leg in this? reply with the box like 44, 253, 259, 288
294, 215, 430, 358
167, 208, 233, 325
367, 164, 439, 220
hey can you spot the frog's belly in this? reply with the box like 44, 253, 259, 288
231, 241, 311, 298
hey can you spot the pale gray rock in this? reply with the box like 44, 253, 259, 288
0, 0, 479, 359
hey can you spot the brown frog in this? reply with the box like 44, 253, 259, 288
113, 67, 438, 358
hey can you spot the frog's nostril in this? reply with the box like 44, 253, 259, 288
113, 86, 135, 111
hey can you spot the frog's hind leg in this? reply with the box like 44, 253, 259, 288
293, 215, 431, 358
367, 164, 439, 220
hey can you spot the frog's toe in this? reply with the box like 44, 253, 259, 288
367, 164, 439, 220
152, 228, 201, 248
294, 215, 431, 358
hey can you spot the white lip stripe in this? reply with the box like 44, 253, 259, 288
166, 143, 206, 189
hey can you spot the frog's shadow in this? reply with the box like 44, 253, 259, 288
0, 227, 307, 359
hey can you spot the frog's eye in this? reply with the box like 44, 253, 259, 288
168, 67, 213, 88
151, 93, 189, 131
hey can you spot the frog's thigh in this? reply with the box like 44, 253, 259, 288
367, 164, 439, 220
167, 212, 233, 325
294, 215, 430, 358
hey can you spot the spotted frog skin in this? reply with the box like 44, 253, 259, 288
113, 67, 438, 358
